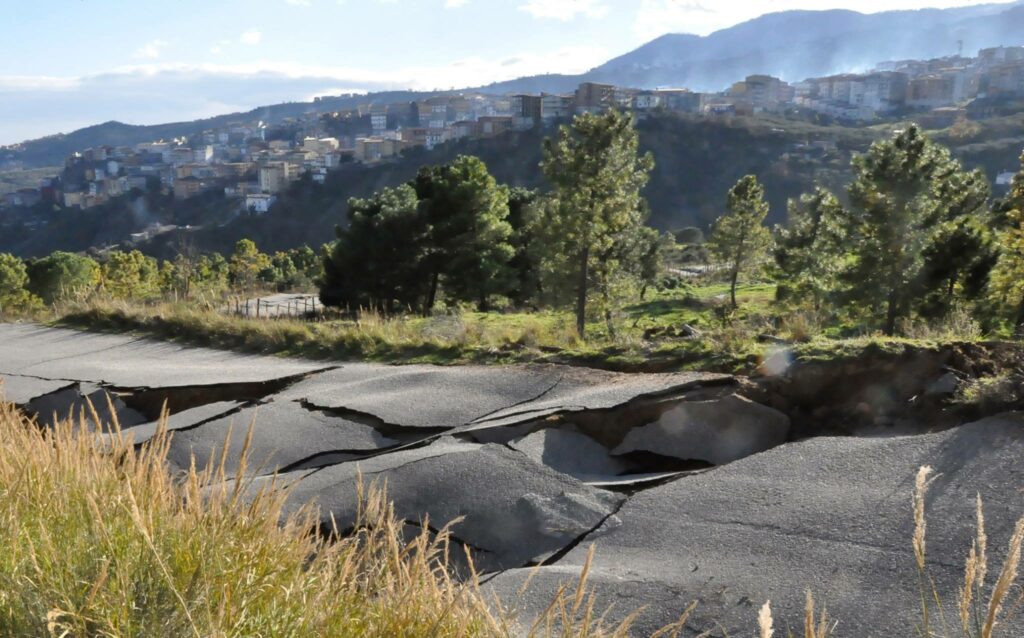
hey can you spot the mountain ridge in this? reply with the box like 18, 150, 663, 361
3, 1, 1024, 166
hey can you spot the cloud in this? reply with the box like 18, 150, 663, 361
285, 0, 312, 4
518, 0, 608, 21
133, 39, 169, 59
0, 44, 610, 144
445, 0, 469, 6
239, 29, 263, 45
632, 0, 721, 38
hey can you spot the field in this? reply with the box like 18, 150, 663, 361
0, 167, 59, 195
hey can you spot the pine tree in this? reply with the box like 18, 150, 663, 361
842, 125, 989, 335
414, 156, 513, 312
988, 153, 1024, 334
774, 187, 845, 310
540, 110, 654, 338
708, 175, 773, 308
0, 253, 42, 315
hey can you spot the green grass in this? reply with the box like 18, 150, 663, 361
43, 278, 1014, 376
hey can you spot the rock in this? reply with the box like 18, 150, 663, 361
925, 372, 959, 397
489, 415, 1024, 636
241, 439, 624, 572
509, 426, 631, 481
611, 394, 790, 465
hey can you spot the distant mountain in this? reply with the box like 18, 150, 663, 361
477, 1, 1024, 93
0, 91, 433, 168
5, 2, 1024, 168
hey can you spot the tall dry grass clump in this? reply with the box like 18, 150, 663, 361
912, 465, 1024, 638
0, 396, 647, 638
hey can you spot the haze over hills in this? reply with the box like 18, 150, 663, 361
3, 1, 1024, 168
477, 1, 1024, 93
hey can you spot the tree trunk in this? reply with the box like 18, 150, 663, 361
729, 266, 739, 308
1015, 296, 1024, 338
424, 269, 439, 317
576, 245, 589, 339
884, 290, 899, 336
602, 286, 615, 338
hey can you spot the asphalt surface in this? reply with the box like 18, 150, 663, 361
4, 323, 1018, 636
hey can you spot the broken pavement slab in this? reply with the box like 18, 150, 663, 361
508, 426, 632, 481
276, 364, 567, 429
612, 394, 790, 465
489, 414, 1024, 636
0, 373, 75, 405
0, 324, 332, 389
165, 400, 401, 477
122, 400, 247, 445
460, 367, 732, 436
25, 383, 147, 430
243, 438, 625, 572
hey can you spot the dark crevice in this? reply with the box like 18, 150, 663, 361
523, 498, 629, 570
115, 367, 337, 420
298, 399, 452, 440
470, 373, 565, 423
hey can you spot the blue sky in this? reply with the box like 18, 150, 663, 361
0, 0, 1014, 145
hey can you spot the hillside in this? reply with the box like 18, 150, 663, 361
5, 3, 1024, 170
0, 91, 433, 169
143, 114, 878, 258
8, 110, 1023, 260
479, 2, 1024, 94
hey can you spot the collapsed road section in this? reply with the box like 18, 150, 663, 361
2, 324, 1021, 636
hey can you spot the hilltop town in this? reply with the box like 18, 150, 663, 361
1, 45, 1022, 222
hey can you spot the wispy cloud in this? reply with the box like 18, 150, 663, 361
239, 29, 263, 45
133, 39, 169, 59
285, 0, 312, 5
445, 0, 469, 7
518, 0, 609, 21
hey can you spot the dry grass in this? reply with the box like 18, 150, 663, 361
912, 466, 1024, 638
0, 394, 657, 638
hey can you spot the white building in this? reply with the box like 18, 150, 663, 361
245, 193, 277, 214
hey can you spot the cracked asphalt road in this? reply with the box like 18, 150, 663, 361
3, 324, 1020, 636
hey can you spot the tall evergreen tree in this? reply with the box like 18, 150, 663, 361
988, 153, 1024, 333
774, 187, 845, 310
320, 185, 428, 313
708, 175, 773, 308
414, 156, 513, 312
540, 110, 654, 338
842, 125, 990, 335
505, 188, 544, 308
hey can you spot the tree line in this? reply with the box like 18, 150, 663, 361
6, 111, 1024, 342
320, 109, 667, 338
0, 240, 322, 314
715, 124, 1024, 336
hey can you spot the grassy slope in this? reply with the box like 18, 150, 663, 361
0, 167, 60, 195
51, 281, 982, 376
54, 283, 781, 373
